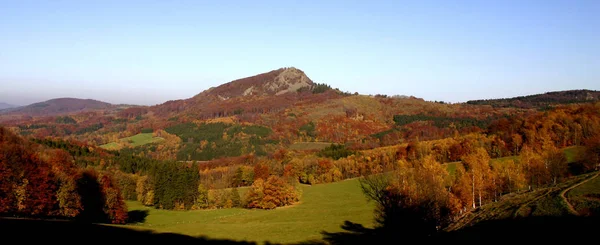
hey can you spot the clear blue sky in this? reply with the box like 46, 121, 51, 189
1, 0, 598, 106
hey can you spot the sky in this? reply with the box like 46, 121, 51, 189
1, 0, 598, 106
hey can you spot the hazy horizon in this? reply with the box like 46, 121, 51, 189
2, 84, 600, 108
1, 0, 599, 106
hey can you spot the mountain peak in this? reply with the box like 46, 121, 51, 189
197, 67, 314, 99
266, 67, 313, 95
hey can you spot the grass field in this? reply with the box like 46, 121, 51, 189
100, 133, 164, 150
567, 173, 600, 215
444, 156, 518, 177
444, 147, 581, 178
123, 178, 375, 244
289, 142, 334, 151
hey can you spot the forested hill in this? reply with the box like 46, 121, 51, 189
0, 102, 18, 110
466, 89, 600, 109
1, 98, 114, 116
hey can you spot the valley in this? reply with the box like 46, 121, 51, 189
2, 2, 599, 243
1, 68, 599, 243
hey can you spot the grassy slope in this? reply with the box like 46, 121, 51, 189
567, 173, 600, 215
444, 155, 518, 177
447, 172, 596, 231
100, 133, 164, 150
124, 178, 375, 244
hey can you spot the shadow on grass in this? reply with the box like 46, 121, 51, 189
4, 216, 598, 244
300, 216, 600, 244
0, 218, 256, 244
442, 216, 600, 242
127, 210, 149, 224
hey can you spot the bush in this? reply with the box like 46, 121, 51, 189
318, 144, 355, 160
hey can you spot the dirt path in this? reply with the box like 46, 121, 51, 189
512, 189, 554, 218
560, 172, 600, 216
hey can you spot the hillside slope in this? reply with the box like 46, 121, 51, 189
150, 67, 327, 120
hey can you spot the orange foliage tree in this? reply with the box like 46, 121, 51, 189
245, 176, 299, 209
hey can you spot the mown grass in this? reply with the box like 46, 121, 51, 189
123, 178, 375, 244
100, 133, 164, 150
289, 142, 334, 151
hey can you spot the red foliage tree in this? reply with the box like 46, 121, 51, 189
0, 128, 22, 213
22, 157, 58, 216
100, 174, 128, 224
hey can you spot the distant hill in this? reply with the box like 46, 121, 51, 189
466, 89, 600, 109
1, 98, 113, 116
0, 102, 17, 110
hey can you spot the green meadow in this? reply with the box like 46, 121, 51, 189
120, 146, 590, 243
124, 178, 375, 244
